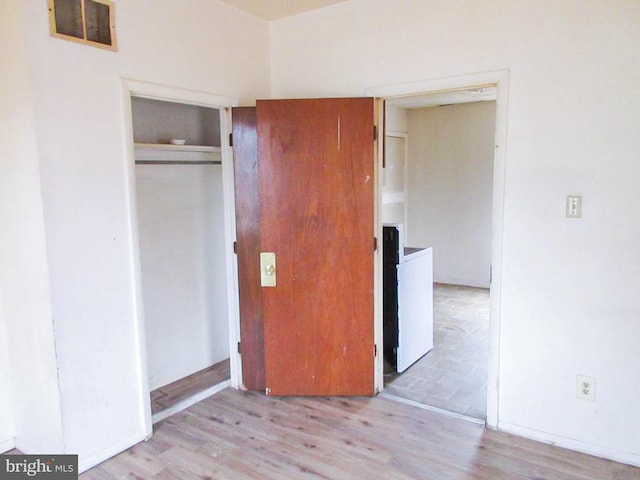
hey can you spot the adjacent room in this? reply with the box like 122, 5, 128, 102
382, 91, 497, 421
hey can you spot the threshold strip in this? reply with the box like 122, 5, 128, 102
379, 391, 486, 425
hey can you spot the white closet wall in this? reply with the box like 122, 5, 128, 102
136, 164, 228, 389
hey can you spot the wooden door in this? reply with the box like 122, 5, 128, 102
232, 107, 265, 391
257, 98, 375, 396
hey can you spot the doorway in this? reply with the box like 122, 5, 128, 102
383, 94, 495, 420
123, 80, 239, 430
370, 71, 508, 426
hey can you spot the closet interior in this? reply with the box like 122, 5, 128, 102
131, 97, 230, 415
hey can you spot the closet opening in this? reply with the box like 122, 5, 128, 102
130, 96, 231, 420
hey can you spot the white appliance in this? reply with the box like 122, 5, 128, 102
383, 224, 434, 373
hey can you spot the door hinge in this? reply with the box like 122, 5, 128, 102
374, 344, 378, 357
373, 125, 378, 141
237, 342, 241, 354
233, 241, 237, 254
229, 133, 233, 147
374, 237, 378, 251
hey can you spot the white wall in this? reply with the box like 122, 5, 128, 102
270, 0, 640, 466
0, 0, 64, 454
406, 102, 496, 288
386, 105, 408, 133
136, 164, 229, 390
0, 296, 16, 452
7, 0, 270, 470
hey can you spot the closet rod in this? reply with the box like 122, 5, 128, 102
135, 160, 221, 165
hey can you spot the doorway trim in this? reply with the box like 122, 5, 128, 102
120, 78, 240, 435
367, 69, 509, 428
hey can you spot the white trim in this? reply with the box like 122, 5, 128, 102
380, 392, 485, 425
133, 143, 222, 153
373, 99, 384, 393
78, 431, 148, 473
120, 80, 153, 441
499, 422, 640, 468
366, 70, 505, 101
152, 380, 231, 424
367, 69, 510, 429
0, 437, 16, 453
120, 78, 241, 443
122, 79, 238, 110
220, 107, 243, 390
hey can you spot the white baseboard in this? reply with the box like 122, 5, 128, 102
0, 437, 16, 453
78, 431, 147, 474
498, 422, 640, 468
152, 380, 230, 424
78, 381, 230, 474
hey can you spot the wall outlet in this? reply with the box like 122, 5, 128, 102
576, 374, 596, 401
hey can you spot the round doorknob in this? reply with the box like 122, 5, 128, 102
265, 264, 275, 275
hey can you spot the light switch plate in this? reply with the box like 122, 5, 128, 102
566, 195, 582, 218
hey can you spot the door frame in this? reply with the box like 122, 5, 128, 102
120, 79, 241, 434
368, 69, 509, 428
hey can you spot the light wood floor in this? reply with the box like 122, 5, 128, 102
81, 388, 640, 479
385, 284, 490, 419
151, 359, 230, 415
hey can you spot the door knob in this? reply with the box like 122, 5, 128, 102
260, 252, 276, 287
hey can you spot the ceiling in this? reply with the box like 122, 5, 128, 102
217, 0, 349, 20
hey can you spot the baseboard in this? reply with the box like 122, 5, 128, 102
0, 437, 16, 453
79, 381, 231, 473
498, 421, 640, 468
434, 278, 490, 289
78, 431, 148, 474
152, 380, 230, 424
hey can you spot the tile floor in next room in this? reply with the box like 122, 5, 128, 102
385, 283, 490, 419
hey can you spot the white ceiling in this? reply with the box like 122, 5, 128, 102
217, 0, 348, 20
387, 86, 497, 109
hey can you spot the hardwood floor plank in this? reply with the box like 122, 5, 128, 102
80, 388, 640, 480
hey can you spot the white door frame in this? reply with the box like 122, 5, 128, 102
120, 79, 241, 436
367, 69, 509, 428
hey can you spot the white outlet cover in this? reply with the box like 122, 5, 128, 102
576, 374, 596, 401
566, 195, 583, 218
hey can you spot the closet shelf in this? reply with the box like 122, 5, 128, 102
135, 143, 221, 153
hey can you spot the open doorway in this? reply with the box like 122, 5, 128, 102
130, 96, 232, 420
380, 86, 498, 420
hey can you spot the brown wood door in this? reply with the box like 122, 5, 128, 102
257, 98, 375, 396
232, 107, 265, 391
